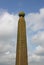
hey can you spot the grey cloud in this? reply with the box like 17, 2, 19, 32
29, 62, 44, 65
35, 51, 44, 56
34, 45, 44, 56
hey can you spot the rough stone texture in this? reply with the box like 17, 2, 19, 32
16, 12, 28, 65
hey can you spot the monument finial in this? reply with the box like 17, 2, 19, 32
19, 11, 25, 17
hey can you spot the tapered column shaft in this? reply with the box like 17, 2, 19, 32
16, 12, 28, 65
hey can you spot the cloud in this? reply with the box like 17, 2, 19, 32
26, 8, 44, 32
31, 31, 44, 46
34, 45, 44, 56
29, 52, 44, 65
0, 11, 18, 65
0, 11, 19, 37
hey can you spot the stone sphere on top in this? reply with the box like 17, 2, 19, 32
19, 11, 25, 17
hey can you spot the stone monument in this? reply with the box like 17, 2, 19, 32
16, 12, 28, 65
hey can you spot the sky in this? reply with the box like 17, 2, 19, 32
0, 0, 44, 65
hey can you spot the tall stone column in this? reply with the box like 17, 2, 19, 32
16, 12, 28, 65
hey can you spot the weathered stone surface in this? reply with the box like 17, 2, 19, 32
16, 12, 28, 65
